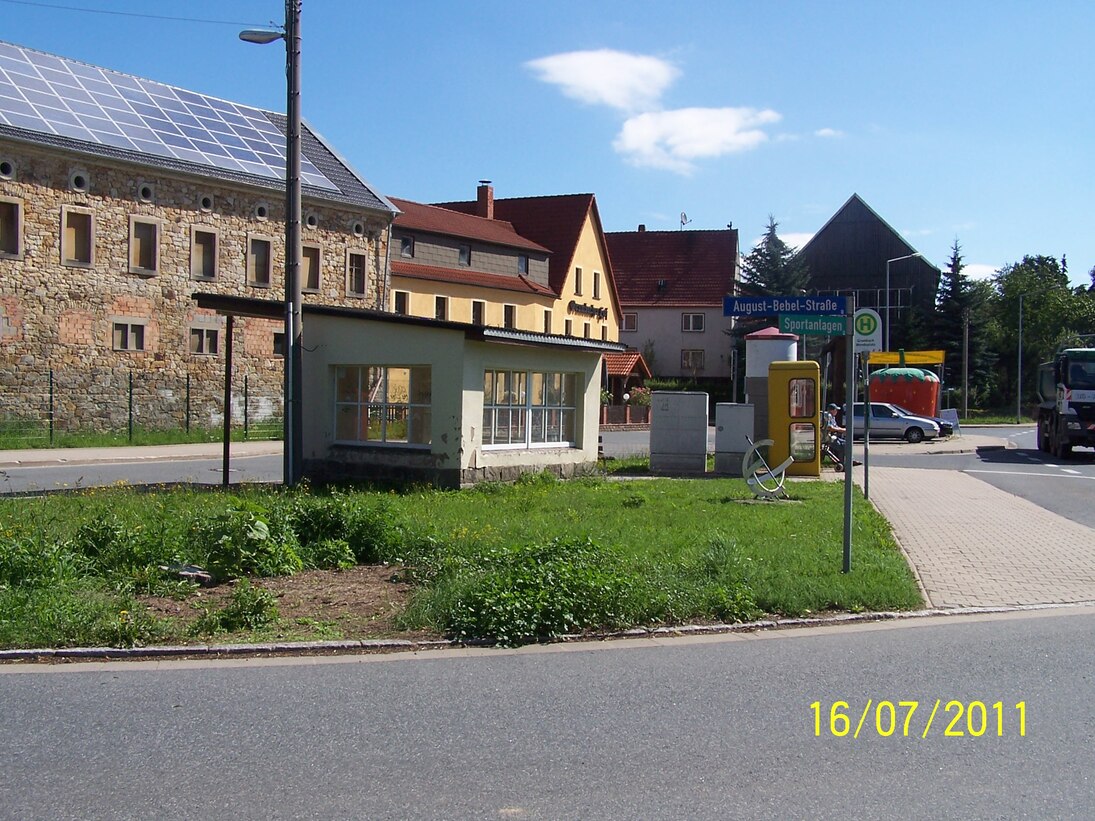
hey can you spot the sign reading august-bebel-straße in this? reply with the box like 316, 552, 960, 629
723, 295, 848, 317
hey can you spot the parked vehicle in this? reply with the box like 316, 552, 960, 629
850, 402, 940, 443
1035, 342, 1095, 459
889, 403, 954, 437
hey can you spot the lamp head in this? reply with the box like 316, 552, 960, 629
239, 29, 284, 44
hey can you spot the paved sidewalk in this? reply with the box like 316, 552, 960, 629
0, 440, 281, 468
851, 435, 1095, 608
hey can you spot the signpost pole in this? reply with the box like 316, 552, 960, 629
863, 352, 870, 500
843, 298, 856, 574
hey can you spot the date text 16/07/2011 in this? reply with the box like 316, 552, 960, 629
810, 700, 1026, 739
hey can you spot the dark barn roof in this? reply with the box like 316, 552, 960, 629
605, 228, 738, 307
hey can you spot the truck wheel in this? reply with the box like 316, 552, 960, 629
1036, 423, 1046, 452
1060, 442, 1073, 459
905, 427, 925, 444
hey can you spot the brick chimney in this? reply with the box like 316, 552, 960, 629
477, 180, 494, 219
638, 224, 646, 232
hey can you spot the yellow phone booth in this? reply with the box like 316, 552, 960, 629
767, 360, 821, 477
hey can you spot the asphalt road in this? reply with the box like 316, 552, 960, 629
3, 608, 1093, 819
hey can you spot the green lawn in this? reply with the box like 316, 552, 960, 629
0, 474, 922, 649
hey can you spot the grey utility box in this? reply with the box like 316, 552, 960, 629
650, 391, 709, 474
714, 403, 754, 476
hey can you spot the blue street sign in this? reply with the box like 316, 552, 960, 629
723, 295, 848, 317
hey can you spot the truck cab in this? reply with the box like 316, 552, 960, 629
1036, 347, 1095, 458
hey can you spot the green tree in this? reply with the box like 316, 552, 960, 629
740, 215, 810, 297
932, 240, 995, 408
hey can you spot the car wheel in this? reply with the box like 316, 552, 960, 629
905, 427, 925, 444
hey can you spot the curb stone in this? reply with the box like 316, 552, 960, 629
5, 600, 1094, 664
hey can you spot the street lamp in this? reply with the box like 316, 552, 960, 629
1017, 292, 1029, 424
241, 1, 303, 487
884, 252, 922, 351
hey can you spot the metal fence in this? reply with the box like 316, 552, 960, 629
0, 366, 282, 446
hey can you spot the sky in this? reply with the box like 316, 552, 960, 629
3, 0, 1093, 287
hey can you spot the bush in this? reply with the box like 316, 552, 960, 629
189, 499, 302, 582
446, 537, 633, 646
288, 494, 402, 564
191, 579, 279, 635
0, 535, 86, 587
299, 538, 356, 571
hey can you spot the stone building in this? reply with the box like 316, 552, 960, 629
0, 40, 395, 437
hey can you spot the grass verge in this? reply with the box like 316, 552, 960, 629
0, 475, 922, 649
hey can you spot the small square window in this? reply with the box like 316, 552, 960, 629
303, 245, 321, 291
400, 236, 414, 258
393, 290, 409, 315
61, 207, 93, 266
113, 321, 145, 351
347, 251, 367, 296
458, 244, 471, 266
503, 304, 516, 329
435, 296, 449, 321
189, 327, 219, 355
682, 313, 705, 332
518, 255, 528, 275
248, 237, 272, 286
472, 300, 486, 326
622, 312, 638, 332
191, 228, 217, 279
682, 349, 705, 371
0, 198, 21, 257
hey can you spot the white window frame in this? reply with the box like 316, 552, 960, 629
622, 312, 638, 332
346, 249, 368, 297
483, 369, 579, 450
682, 312, 705, 332
333, 365, 432, 447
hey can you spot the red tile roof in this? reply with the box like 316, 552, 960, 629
605, 229, 738, 307
391, 260, 556, 296
604, 351, 652, 378
433, 193, 598, 296
390, 197, 549, 253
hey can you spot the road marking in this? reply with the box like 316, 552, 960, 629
966, 469, 1095, 480
1063, 468, 1081, 475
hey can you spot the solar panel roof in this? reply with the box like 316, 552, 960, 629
0, 40, 337, 191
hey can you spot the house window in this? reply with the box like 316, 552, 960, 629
583, 322, 590, 339
247, 237, 273, 286
574, 266, 583, 296
518, 254, 528, 275
564, 319, 572, 336
503, 304, 517, 329
61, 207, 93, 266
472, 300, 486, 326
682, 349, 705, 371
347, 251, 367, 296
129, 217, 159, 275
335, 365, 432, 445
483, 369, 577, 448
190, 228, 217, 279
593, 271, 602, 299
435, 296, 449, 321
400, 236, 414, 258
682, 313, 705, 332
113, 321, 145, 351
302, 245, 321, 291
189, 327, 219, 355
0, 198, 21, 257
458, 244, 471, 266
543, 309, 552, 334
622, 312, 637, 332
601, 326, 607, 341
393, 290, 409, 315
273, 332, 285, 357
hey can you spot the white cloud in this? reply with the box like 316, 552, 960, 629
780, 232, 814, 250
814, 128, 844, 138
613, 107, 782, 173
964, 263, 999, 281
524, 49, 679, 113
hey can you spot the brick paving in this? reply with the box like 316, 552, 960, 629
864, 465, 1095, 608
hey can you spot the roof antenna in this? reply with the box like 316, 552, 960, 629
680, 212, 691, 230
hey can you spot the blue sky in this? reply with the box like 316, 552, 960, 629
4, 0, 1093, 286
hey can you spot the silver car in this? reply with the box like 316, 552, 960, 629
850, 402, 940, 443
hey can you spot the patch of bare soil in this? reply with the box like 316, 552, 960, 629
139, 565, 440, 643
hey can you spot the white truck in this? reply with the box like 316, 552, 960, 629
1035, 344, 1095, 459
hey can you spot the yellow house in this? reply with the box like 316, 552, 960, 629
394, 183, 622, 342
